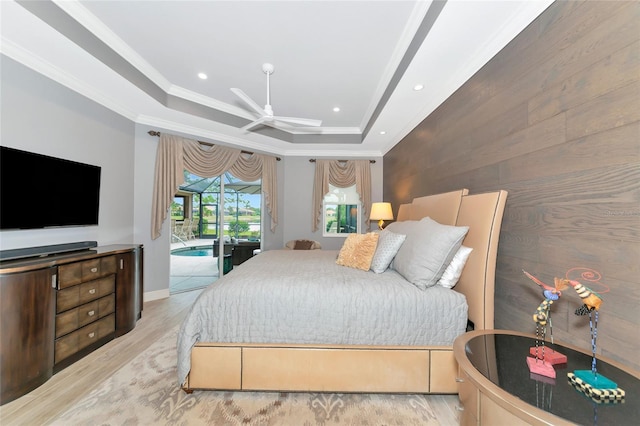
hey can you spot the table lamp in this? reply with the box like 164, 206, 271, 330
370, 202, 393, 230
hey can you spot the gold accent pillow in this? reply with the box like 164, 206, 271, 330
336, 232, 380, 271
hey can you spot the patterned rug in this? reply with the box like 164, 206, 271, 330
54, 326, 459, 425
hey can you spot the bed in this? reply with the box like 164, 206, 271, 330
178, 189, 507, 394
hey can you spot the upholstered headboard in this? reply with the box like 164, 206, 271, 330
397, 189, 469, 223
396, 189, 507, 330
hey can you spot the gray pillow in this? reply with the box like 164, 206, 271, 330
390, 217, 469, 290
370, 229, 407, 274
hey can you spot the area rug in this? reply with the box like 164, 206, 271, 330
53, 326, 459, 426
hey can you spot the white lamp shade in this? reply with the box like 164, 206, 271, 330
370, 202, 393, 220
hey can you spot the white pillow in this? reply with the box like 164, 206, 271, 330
390, 217, 469, 290
437, 246, 473, 288
370, 229, 407, 274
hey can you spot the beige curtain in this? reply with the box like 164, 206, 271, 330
151, 133, 278, 239
311, 159, 371, 232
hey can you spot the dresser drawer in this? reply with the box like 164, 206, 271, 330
55, 313, 115, 364
97, 293, 116, 317
56, 275, 115, 313
55, 294, 116, 338
79, 276, 115, 304
58, 256, 117, 289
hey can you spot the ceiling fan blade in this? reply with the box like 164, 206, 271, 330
241, 116, 269, 132
231, 88, 265, 116
272, 116, 322, 127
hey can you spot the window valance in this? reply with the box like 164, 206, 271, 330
151, 133, 277, 239
311, 159, 371, 232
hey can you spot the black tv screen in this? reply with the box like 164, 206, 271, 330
0, 146, 101, 230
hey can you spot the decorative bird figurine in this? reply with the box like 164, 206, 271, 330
563, 273, 615, 390
567, 280, 603, 315
523, 270, 569, 326
523, 270, 569, 297
522, 271, 569, 376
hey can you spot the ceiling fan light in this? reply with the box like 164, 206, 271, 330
232, 63, 322, 132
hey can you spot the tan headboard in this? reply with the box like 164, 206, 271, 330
396, 189, 507, 331
455, 191, 507, 330
396, 189, 469, 224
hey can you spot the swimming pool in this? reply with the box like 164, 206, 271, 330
171, 246, 213, 257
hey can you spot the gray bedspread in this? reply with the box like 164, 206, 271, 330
177, 249, 468, 385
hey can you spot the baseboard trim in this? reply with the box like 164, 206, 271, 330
144, 289, 170, 303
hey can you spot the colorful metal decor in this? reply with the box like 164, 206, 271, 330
561, 267, 626, 403
523, 271, 569, 378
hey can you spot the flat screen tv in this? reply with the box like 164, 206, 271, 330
0, 146, 101, 230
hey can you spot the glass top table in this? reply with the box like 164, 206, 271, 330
455, 330, 639, 425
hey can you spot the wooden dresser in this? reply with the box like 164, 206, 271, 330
0, 244, 143, 405
55, 255, 117, 367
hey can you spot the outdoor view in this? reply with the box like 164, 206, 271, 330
171, 171, 261, 241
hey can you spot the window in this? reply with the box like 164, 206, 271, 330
323, 184, 361, 237
171, 196, 186, 221
178, 171, 262, 241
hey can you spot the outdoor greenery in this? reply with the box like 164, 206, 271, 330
171, 171, 261, 240
325, 204, 358, 234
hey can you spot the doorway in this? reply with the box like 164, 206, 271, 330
169, 171, 262, 294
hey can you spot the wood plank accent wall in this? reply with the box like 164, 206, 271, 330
383, 1, 640, 371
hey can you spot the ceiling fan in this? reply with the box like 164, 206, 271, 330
231, 63, 322, 132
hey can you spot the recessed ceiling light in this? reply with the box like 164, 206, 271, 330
333, 107, 340, 112
379, 131, 386, 135
413, 84, 424, 91
198, 72, 208, 80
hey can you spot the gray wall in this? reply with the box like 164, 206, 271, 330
0, 56, 136, 250
384, 1, 640, 370
281, 157, 384, 250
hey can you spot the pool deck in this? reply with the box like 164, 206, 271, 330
170, 239, 219, 294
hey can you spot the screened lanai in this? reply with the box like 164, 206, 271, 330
173, 171, 261, 242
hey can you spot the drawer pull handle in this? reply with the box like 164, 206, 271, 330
88, 332, 96, 338
455, 377, 464, 383
87, 310, 95, 317
455, 405, 465, 412
88, 289, 96, 294
91, 267, 98, 273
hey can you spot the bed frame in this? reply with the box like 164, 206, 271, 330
182, 189, 507, 394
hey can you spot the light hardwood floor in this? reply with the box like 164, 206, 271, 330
0, 290, 203, 425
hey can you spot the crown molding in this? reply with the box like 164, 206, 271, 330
1, 37, 138, 122
52, 0, 172, 92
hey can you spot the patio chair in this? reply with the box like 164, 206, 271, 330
187, 219, 199, 240
174, 218, 191, 241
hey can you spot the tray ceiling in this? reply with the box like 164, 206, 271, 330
1, 0, 553, 157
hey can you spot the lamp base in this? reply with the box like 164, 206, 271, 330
377, 219, 385, 230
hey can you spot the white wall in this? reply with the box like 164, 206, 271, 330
1, 55, 384, 301
0, 56, 135, 251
